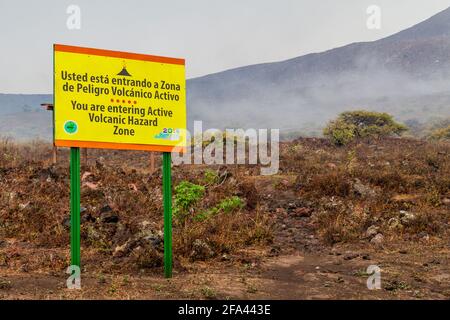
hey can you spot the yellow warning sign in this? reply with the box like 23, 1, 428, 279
54, 44, 186, 152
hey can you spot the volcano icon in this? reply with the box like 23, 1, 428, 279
117, 63, 132, 76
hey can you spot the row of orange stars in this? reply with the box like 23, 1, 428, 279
111, 98, 138, 105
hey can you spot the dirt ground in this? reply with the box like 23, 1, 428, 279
1, 219, 449, 300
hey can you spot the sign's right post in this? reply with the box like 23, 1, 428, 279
162, 152, 173, 278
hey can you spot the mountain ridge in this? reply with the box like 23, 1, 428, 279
2, 7, 450, 140
186, 6, 450, 130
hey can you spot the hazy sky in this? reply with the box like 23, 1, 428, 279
1, 0, 450, 93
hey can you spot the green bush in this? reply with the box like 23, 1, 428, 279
203, 169, 219, 185
173, 181, 205, 223
216, 196, 245, 213
324, 110, 407, 145
323, 119, 356, 146
429, 125, 450, 141
194, 196, 245, 222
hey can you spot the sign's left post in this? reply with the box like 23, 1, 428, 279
70, 147, 81, 267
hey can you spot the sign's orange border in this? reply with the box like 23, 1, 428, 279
54, 44, 185, 65
53, 44, 186, 152
55, 140, 185, 153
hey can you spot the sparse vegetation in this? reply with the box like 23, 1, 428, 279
200, 286, 217, 299
194, 196, 245, 222
429, 125, 450, 141
281, 137, 449, 245
0, 135, 449, 299
202, 169, 219, 185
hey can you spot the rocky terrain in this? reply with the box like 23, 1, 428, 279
0, 137, 449, 299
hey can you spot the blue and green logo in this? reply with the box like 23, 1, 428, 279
64, 120, 78, 135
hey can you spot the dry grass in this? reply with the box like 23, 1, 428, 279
1, 136, 449, 271
280, 137, 450, 244
0, 137, 274, 271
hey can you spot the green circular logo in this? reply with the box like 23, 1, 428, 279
64, 120, 78, 134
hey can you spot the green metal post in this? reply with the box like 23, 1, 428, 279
162, 152, 173, 278
70, 147, 81, 267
